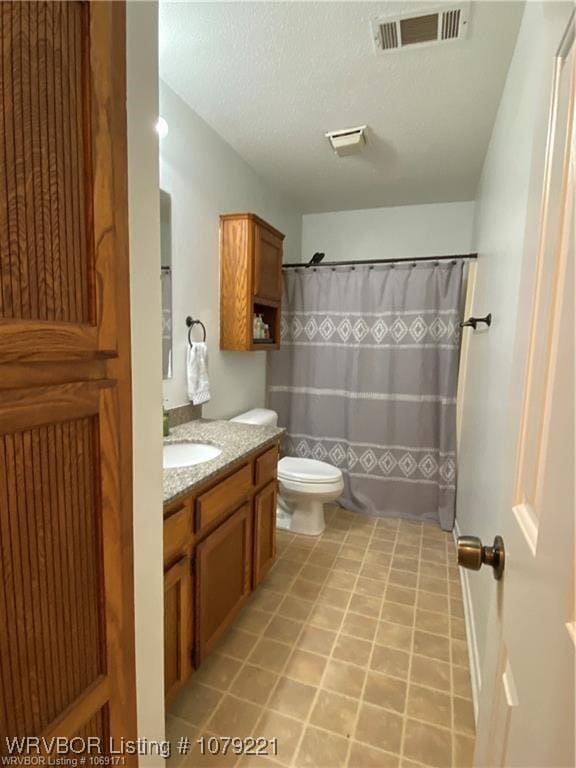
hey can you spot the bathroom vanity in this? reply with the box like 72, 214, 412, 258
162, 419, 283, 705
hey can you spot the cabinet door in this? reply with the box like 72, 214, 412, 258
253, 482, 278, 587
195, 504, 252, 664
254, 225, 283, 302
164, 556, 193, 705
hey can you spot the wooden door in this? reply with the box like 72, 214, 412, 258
254, 224, 283, 302
253, 482, 277, 587
195, 504, 252, 664
0, 1, 136, 757
164, 557, 193, 706
474, 17, 575, 767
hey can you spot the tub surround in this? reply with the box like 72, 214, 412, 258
163, 418, 284, 503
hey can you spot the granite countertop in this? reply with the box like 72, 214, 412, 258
163, 418, 284, 504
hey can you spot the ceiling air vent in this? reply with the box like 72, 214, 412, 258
372, 3, 470, 54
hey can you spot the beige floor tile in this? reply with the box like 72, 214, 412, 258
355, 702, 403, 754
310, 689, 358, 737
180, 736, 239, 768
413, 630, 450, 663
171, 683, 223, 726
348, 741, 400, 768
296, 625, 337, 656
230, 664, 278, 704
206, 694, 262, 738
250, 587, 284, 613
313, 553, 338, 569
319, 586, 352, 609
340, 545, 366, 561
268, 676, 317, 720
333, 634, 373, 667
370, 645, 410, 679
248, 638, 292, 672
453, 696, 476, 735
410, 654, 451, 693
364, 551, 392, 567
190, 653, 240, 691
271, 559, 302, 576
216, 628, 258, 660
417, 591, 449, 614
386, 585, 417, 606
348, 594, 383, 617
166, 716, 198, 768
392, 556, 419, 573
369, 538, 395, 553
265, 571, 297, 591
322, 659, 366, 698
291, 578, 324, 601
380, 601, 415, 627
414, 608, 450, 637
452, 639, 469, 667
419, 575, 450, 596
341, 612, 378, 642
403, 719, 452, 768
264, 615, 303, 644
452, 666, 473, 700
407, 683, 452, 729
388, 569, 418, 589
453, 732, 475, 767
363, 671, 407, 713
234, 607, 272, 634
361, 563, 388, 581
295, 725, 350, 768
334, 556, 362, 574
354, 576, 385, 598
308, 603, 345, 631
375, 620, 413, 651
257, 710, 304, 765
325, 569, 357, 590
300, 564, 331, 584
277, 596, 314, 622
284, 649, 327, 685
450, 617, 467, 642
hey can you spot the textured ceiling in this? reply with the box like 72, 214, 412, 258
159, 1, 524, 213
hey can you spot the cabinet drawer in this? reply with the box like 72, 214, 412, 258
196, 463, 253, 531
254, 445, 278, 487
164, 504, 192, 566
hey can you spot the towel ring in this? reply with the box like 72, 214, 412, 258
186, 316, 206, 344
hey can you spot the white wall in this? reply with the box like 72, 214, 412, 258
160, 83, 302, 419
126, 2, 165, 758
301, 202, 475, 263
456, 0, 574, 701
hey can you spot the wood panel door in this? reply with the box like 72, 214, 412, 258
164, 557, 193, 706
195, 504, 252, 665
253, 482, 277, 587
254, 224, 283, 302
0, 1, 136, 757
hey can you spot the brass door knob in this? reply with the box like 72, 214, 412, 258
457, 535, 505, 580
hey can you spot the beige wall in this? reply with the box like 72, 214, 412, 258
126, 1, 165, 757
456, 0, 574, 709
159, 83, 302, 419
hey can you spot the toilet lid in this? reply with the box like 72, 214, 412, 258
278, 457, 342, 484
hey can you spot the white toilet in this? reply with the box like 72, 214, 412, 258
230, 409, 344, 536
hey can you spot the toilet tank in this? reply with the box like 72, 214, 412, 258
230, 408, 278, 426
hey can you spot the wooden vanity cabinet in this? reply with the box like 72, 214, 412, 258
164, 556, 193, 705
220, 213, 284, 351
163, 440, 280, 703
195, 503, 253, 664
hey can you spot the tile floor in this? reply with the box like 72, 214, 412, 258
168, 506, 475, 768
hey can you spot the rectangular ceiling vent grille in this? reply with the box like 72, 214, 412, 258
372, 3, 470, 54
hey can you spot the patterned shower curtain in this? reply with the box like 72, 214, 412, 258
267, 261, 464, 531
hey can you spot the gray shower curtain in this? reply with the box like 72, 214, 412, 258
267, 261, 464, 531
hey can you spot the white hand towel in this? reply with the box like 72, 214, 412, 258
186, 342, 211, 405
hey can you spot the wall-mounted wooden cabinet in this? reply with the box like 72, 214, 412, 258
220, 213, 285, 350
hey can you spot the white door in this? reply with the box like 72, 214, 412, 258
471, 16, 575, 768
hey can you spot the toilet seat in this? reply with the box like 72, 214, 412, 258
278, 457, 342, 484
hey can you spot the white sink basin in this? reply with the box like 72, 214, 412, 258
163, 442, 222, 469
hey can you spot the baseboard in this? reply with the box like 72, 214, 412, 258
453, 520, 481, 722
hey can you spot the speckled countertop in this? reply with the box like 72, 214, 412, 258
163, 419, 284, 504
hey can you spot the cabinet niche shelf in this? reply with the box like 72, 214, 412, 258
220, 213, 284, 351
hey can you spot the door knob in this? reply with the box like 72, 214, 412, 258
457, 535, 505, 580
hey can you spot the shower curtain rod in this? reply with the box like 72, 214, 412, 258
282, 253, 478, 268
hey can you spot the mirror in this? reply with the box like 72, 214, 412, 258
160, 189, 173, 379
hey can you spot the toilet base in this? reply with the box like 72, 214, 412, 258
277, 496, 326, 537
